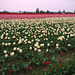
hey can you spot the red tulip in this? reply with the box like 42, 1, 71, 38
24, 66, 26, 68
44, 68, 47, 71
30, 66, 32, 69
59, 65, 61, 68
42, 61, 44, 64
59, 60, 61, 63
10, 70, 13, 73
62, 52, 64, 55
46, 62, 49, 65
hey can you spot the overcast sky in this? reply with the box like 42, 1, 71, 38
0, 0, 75, 12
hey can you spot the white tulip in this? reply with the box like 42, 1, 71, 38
38, 49, 41, 52
47, 43, 50, 46
10, 52, 15, 56
4, 50, 7, 54
68, 44, 71, 46
8, 43, 11, 46
34, 48, 37, 51
5, 43, 8, 46
13, 42, 16, 45
13, 47, 16, 51
17, 48, 20, 51
6, 33, 8, 36
8, 37, 10, 39
29, 47, 32, 50
5, 37, 7, 39
19, 49, 22, 53
46, 49, 48, 52
40, 44, 44, 47
12, 36, 16, 39
1, 35, 3, 39
2, 42, 4, 45
5, 54, 8, 58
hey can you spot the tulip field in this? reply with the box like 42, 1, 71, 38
0, 13, 75, 19
0, 17, 75, 75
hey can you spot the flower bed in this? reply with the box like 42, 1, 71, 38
0, 17, 75, 75
0, 13, 75, 19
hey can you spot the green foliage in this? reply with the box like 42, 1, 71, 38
0, 17, 75, 75
42, 60, 75, 75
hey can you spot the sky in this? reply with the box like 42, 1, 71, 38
0, 0, 75, 12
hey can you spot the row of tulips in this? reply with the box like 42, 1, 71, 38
1, 59, 75, 75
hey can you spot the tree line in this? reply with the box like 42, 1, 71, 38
0, 8, 75, 13
36, 8, 75, 13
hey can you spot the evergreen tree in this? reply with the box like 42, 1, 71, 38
36, 8, 39, 13
40, 10, 45, 13
46, 10, 50, 13
58, 10, 61, 13
74, 10, 75, 13
63, 10, 65, 13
